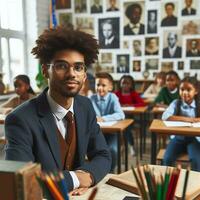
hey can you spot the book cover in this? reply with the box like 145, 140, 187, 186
0, 160, 42, 200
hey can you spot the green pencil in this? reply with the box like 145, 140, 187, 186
182, 167, 190, 200
162, 167, 170, 200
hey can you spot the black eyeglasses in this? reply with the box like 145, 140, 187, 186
47, 61, 86, 74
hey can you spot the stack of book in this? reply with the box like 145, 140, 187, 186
107, 165, 199, 200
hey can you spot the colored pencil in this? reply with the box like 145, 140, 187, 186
88, 187, 98, 200
182, 167, 190, 200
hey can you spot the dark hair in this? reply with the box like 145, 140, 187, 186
31, 26, 99, 66
155, 72, 166, 84
176, 76, 200, 117
95, 72, 114, 86
165, 2, 175, 9
14, 75, 35, 95
119, 75, 135, 91
125, 3, 142, 19
166, 70, 180, 81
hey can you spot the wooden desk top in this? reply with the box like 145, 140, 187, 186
100, 119, 134, 133
149, 119, 200, 136
151, 107, 166, 114
122, 106, 147, 115
70, 174, 139, 200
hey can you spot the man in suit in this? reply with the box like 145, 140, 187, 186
186, 39, 200, 57
124, 3, 145, 35
5, 27, 111, 195
117, 55, 129, 73
161, 2, 177, 27
182, 0, 196, 15
163, 32, 182, 58
91, 0, 102, 13
107, 0, 119, 11
99, 19, 119, 49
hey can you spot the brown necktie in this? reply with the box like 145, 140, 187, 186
64, 111, 77, 170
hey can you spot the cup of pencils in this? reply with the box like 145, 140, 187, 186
131, 165, 190, 200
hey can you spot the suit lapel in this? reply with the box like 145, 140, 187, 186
37, 89, 62, 168
74, 97, 85, 163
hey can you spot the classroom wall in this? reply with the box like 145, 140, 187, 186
54, 0, 200, 80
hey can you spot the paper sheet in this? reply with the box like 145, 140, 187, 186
122, 107, 135, 111
98, 121, 117, 127
163, 121, 192, 127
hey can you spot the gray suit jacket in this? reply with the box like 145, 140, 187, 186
5, 88, 111, 191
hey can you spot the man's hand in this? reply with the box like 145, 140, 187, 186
70, 187, 89, 196
97, 116, 104, 122
75, 170, 93, 188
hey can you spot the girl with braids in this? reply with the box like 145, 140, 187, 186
162, 76, 200, 171
0, 75, 35, 114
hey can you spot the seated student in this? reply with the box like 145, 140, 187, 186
143, 72, 166, 101
0, 74, 35, 114
154, 70, 180, 108
162, 76, 200, 171
90, 72, 125, 172
115, 75, 145, 156
115, 75, 146, 107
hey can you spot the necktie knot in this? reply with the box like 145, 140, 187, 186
65, 111, 73, 123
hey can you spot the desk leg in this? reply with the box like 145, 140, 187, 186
151, 132, 157, 164
143, 113, 146, 153
124, 130, 128, 171
140, 113, 143, 160
117, 133, 121, 174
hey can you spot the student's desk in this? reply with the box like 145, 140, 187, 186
151, 107, 165, 118
122, 106, 148, 159
100, 119, 134, 174
70, 174, 139, 200
149, 119, 200, 164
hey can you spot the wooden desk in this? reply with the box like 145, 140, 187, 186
149, 119, 200, 164
70, 174, 139, 200
100, 119, 134, 173
151, 107, 165, 119
122, 106, 148, 159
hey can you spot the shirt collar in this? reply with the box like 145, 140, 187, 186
169, 87, 178, 94
182, 99, 196, 108
97, 93, 109, 101
105, 36, 114, 45
129, 23, 140, 29
46, 91, 74, 121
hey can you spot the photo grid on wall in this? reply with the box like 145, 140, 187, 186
56, 0, 200, 80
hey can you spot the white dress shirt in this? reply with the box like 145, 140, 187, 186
46, 91, 80, 189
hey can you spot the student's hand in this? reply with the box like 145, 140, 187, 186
75, 170, 93, 188
70, 187, 89, 196
96, 116, 104, 122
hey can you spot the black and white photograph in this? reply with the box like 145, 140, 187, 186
133, 40, 142, 57
101, 53, 112, 63
178, 61, 184, 70
98, 18, 120, 49
163, 31, 182, 58
182, 20, 200, 35
117, 54, 129, 73
56, 0, 71, 9
145, 59, 159, 70
147, 10, 157, 34
190, 60, 200, 69
58, 13, 73, 28
161, 61, 173, 72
